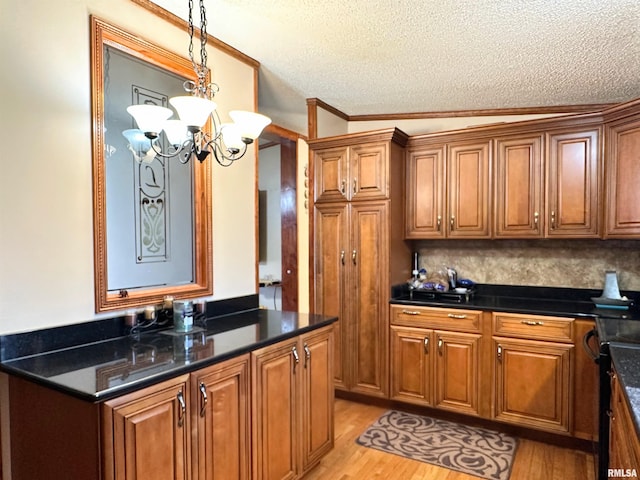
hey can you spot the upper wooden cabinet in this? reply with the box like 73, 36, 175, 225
605, 113, 640, 237
494, 135, 543, 237
493, 127, 600, 238
546, 128, 600, 237
406, 139, 491, 239
314, 141, 389, 203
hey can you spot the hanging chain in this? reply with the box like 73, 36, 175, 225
186, 0, 214, 98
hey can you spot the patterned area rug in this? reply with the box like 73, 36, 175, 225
356, 410, 518, 480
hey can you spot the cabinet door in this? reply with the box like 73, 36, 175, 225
350, 201, 389, 397
193, 355, 250, 480
547, 128, 600, 237
493, 337, 573, 433
300, 327, 334, 473
609, 370, 640, 471
434, 331, 481, 416
405, 146, 446, 238
314, 146, 349, 203
605, 117, 640, 237
103, 376, 190, 480
314, 203, 348, 390
573, 320, 598, 441
349, 142, 389, 201
390, 326, 432, 405
447, 140, 491, 238
252, 338, 299, 480
494, 136, 543, 237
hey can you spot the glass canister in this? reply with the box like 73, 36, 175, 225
173, 300, 194, 332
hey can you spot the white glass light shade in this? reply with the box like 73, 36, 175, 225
229, 110, 272, 140
122, 129, 157, 163
169, 95, 217, 128
127, 105, 173, 134
122, 129, 152, 151
220, 123, 245, 151
163, 120, 189, 146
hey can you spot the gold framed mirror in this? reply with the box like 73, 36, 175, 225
90, 17, 212, 313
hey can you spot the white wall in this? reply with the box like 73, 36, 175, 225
0, 0, 258, 334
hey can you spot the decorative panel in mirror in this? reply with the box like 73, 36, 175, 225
91, 17, 212, 312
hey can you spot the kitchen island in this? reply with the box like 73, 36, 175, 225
0, 305, 336, 480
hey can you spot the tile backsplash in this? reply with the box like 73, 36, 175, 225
415, 239, 640, 292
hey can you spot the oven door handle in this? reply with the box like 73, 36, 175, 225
582, 327, 600, 364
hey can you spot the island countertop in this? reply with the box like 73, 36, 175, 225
0, 309, 336, 402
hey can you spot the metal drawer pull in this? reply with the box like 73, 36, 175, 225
292, 346, 300, 372
423, 337, 429, 354
450, 215, 455, 229
497, 344, 503, 361
438, 338, 443, 355
341, 250, 345, 265
340, 179, 346, 194
448, 313, 467, 319
521, 320, 545, 326
437, 215, 442, 230
199, 382, 208, 417
177, 390, 186, 427
534, 211, 539, 226
353, 178, 357, 194
352, 249, 357, 265
402, 310, 421, 316
303, 343, 311, 368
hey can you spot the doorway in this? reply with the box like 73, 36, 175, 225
257, 125, 298, 311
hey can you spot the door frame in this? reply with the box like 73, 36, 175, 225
257, 124, 300, 311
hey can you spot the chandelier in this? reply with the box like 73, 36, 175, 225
124, 0, 271, 166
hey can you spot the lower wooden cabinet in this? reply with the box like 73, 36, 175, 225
102, 375, 191, 480
251, 326, 334, 480
610, 367, 640, 472
391, 326, 481, 416
390, 306, 483, 416
192, 355, 251, 480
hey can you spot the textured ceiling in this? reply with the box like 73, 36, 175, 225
151, 0, 640, 119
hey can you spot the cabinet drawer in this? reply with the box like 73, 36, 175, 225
492, 313, 574, 342
391, 305, 482, 333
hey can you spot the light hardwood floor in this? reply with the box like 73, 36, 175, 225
304, 398, 596, 480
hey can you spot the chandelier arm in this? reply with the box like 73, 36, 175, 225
147, 139, 194, 159
208, 138, 248, 167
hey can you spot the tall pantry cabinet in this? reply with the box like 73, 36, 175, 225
310, 128, 411, 397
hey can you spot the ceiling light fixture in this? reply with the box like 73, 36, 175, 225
125, 0, 271, 166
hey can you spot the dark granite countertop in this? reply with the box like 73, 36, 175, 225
0, 309, 336, 402
390, 283, 640, 320
609, 344, 640, 438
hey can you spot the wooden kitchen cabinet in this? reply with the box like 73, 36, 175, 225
609, 367, 640, 472
102, 375, 191, 480
573, 319, 598, 441
546, 127, 600, 237
311, 129, 410, 399
314, 141, 388, 203
493, 313, 574, 434
251, 326, 334, 480
605, 113, 640, 237
390, 306, 483, 416
192, 354, 251, 480
405, 145, 445, 238
405, 139, 491, 238
314, 201, 389, 396
494, 135, 543, 237
494, 127, 600, 238
300, 327, 334, 473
